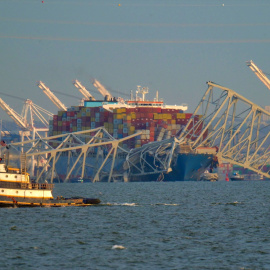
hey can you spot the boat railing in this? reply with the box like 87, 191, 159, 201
20, 182, 54, 190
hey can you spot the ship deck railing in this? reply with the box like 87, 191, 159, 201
0, 181, 54, 190
21, 182, 54, 190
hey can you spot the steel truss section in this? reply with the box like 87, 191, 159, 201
6, 127, 141, 183
179, 81, 270, 178
124, 137, 181, 179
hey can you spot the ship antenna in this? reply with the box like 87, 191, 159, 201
136, 85, 140, 101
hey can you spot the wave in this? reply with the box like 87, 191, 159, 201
101, 202, 180, 207
153, 203, 180, 206
211, 201, 242, 206
103, 202, 138, 207
111, 245, 126, 250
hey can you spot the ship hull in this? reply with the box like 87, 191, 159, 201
166, 153, 214, 181
0, 195, 100, 207
53, 151, 214, 182
230, 177, 244, 181
128, 152, 215, 182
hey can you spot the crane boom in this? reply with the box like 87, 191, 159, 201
92, 79, 113, 100
37, 81, 67, 111
246, 60, 270, 90
0, 97, 28, 129
72, 79, 96, 100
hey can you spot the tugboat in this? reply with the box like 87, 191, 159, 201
230, 172, 244, 181
0, 156, 100, 207
199, 170, 219, 181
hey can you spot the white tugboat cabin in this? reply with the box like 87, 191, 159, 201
0, 158, 54, 206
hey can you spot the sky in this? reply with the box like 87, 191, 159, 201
1, 0, 270, 123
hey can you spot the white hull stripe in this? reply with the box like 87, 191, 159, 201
0, 188, 53, 199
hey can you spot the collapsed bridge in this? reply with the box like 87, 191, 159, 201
2, 81, 270, 182
179, 81, 270, 178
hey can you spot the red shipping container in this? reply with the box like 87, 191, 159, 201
139, 118, 145, 122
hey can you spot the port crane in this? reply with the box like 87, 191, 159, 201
246, 60, 270, 90
0, 96, 53, 139
36, 81, 67, 111
72, 79, 96, 100
0, 97, 28, 132
92, 79, 114, 100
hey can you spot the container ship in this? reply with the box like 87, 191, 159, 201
48, 86, 216, 181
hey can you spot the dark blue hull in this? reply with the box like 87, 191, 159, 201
52, 151, 215, 182
129, 152, 215, 182
165, 153, 214, 181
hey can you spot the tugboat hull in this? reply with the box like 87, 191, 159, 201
0, 196, 101, 207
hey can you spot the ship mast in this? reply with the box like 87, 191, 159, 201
136, 85, 149, 101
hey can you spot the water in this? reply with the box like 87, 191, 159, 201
1, 181, 270, 270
